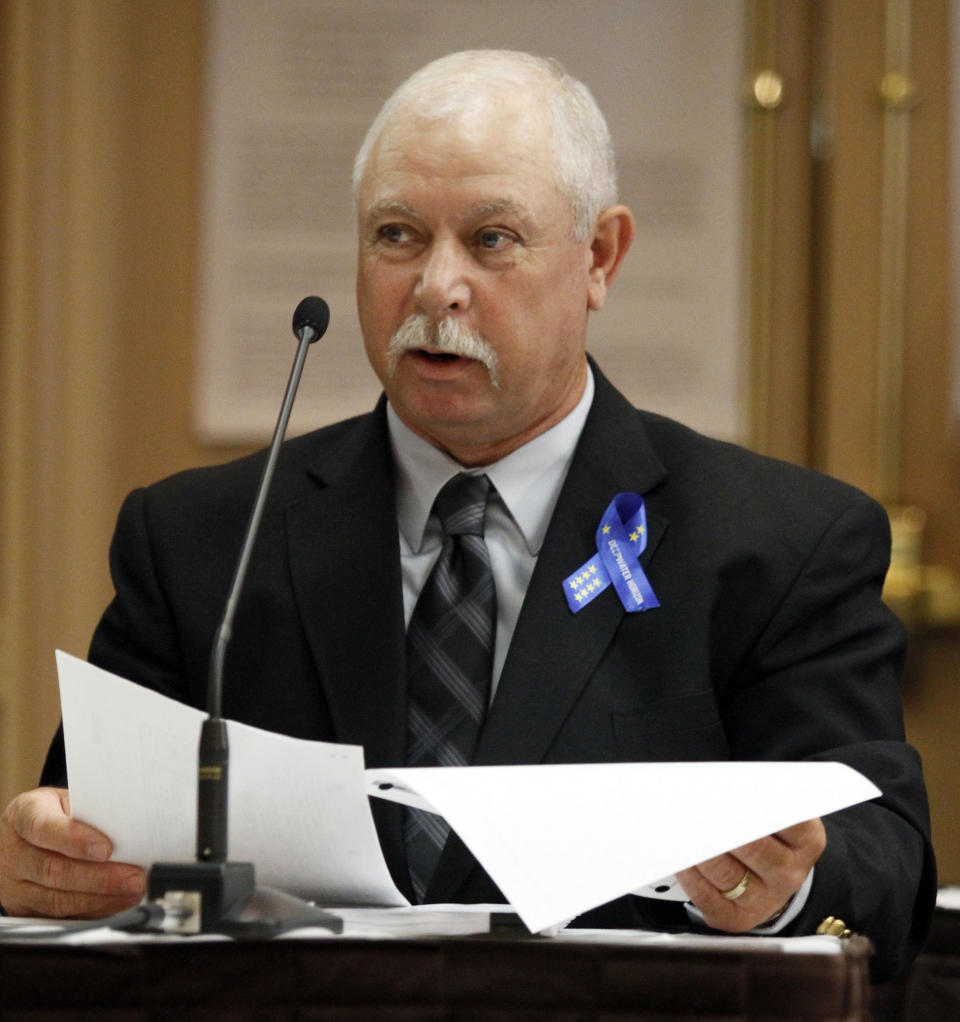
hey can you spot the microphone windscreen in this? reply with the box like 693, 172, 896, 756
292, 296, 330, 341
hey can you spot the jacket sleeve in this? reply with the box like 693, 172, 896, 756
40, 485, 207, 787
719, 492, 935, 980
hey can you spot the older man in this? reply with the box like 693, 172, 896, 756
0, 51, 934, 979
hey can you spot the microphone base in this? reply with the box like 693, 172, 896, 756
148, 860, 255, 934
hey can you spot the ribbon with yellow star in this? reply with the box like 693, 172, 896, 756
563, 493, 659, 614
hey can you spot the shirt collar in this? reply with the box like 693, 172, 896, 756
388, 367, 595, 556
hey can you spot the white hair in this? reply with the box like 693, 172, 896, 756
352, 50, 618, 240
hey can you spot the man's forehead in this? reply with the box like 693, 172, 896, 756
358, 123, 562, 223
356, 98, 570, 231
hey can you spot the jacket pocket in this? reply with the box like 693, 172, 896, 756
611, 688, 727, 759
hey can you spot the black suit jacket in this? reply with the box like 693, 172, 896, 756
43, 363, 935, 979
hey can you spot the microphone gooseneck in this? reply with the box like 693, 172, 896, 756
200, 297, 330, 865
207, 296, 330, 723
149, 299, 338, 937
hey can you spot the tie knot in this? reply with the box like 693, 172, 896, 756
434, 473, 491, 537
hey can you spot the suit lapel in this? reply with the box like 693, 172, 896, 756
427, 366, 670, 902
284, 405, 411, 894
481, 366, 668, 767
285, 407, 406, 762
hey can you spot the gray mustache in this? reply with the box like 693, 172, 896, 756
386, 315, 501, 389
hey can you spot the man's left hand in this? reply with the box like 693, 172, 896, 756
676, 817, 826, 932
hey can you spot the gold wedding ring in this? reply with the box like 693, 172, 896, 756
721, 872, 751, 901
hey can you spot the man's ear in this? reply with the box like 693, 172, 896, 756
586, 205, 635, 311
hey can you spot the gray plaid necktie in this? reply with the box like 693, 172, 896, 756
404, 472, 496, 901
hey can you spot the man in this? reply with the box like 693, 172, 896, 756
0, 51, 934, 979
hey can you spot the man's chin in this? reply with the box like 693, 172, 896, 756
391, 387, 496, 433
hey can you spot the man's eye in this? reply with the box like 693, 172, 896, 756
477, 229, 511, 250
378, 224, 410, 244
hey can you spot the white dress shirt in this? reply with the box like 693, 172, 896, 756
387, 367, 595, 699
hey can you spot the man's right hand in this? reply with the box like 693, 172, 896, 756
0, 787, 146, 918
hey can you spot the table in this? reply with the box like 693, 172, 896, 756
0, 930, 872, 1020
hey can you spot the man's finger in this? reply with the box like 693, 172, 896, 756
13, 838, 145, 899
6, 877, 146, 920
678, 819, 827, 933
728, 820, 826, 886
689, 852, 756, 899
9, 788, 113, 862
0, 832, 146, 918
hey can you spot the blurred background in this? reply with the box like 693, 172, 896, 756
2, 0, 958, 885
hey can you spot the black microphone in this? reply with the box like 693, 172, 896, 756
148, 298, 339, 935
292, 294, 331, 341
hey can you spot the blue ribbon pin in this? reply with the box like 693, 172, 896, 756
564, 493, 659, 614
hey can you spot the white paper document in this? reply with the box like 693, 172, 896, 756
57, 651, 405, 908
366, 762, 879, 933
56, 651, 881, 934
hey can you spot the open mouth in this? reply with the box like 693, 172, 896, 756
416, 348, 465, 363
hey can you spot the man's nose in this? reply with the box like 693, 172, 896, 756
415, 241, 471, 317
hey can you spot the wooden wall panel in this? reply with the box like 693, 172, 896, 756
0, 1, 242, 806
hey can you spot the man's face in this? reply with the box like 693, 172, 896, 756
356, 104, 602, 466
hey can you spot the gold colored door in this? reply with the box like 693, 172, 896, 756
751, 0, 960, 882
